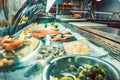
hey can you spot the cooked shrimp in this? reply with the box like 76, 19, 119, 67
3, 40, 24, 50
63, 35, 71, 40
4, 38, 14, 43
0, 35, 10, 44
52, 36, 63, 41
31, 30, 60, 39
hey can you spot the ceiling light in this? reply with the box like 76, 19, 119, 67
97, 0, 101, 1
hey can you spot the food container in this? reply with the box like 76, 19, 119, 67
43, 55, 120, 80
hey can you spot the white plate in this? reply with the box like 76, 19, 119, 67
19, 40, 42, 63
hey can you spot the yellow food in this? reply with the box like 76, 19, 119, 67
22, 17, 28, 21
53, 77, 58, 80
24, 23, 37, 35
76, 78, 80, 80
0, 61, 4, 67
20, 17, 28, 22
60, 76, 73, 80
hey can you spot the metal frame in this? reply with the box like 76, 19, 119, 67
11, 0, 46, 33
70, 10, 120, 20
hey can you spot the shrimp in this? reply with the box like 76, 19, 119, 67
63, 35, 71, 40
4, 38, 14, 43
3, 40, 24, 50
52, 36, 62, 41
0, 35, 10, 45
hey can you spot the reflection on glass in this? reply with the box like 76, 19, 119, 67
46, 0, 56, 13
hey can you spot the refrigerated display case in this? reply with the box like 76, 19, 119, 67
0, 0, 120, 80
0, 20, 120, 80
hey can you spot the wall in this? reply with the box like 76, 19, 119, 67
71, 0, 120, 12
96, 0, 120, 12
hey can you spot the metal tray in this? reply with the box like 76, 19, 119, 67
43, 55, 120, 80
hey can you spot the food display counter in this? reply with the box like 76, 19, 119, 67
0, 0, 120, 80
0, 20, 120, 80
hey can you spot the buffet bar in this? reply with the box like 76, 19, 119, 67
0, 21, 120, 80
0, 0, 120, 80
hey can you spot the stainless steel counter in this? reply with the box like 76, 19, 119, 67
69, 22, 108, 27
68, 21, 120, 61
69, 22, 120, 42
